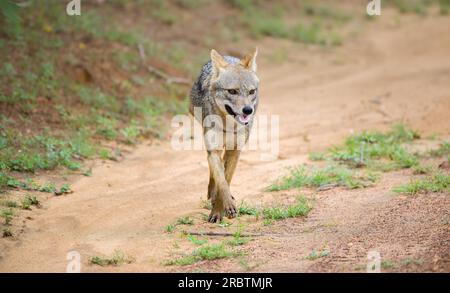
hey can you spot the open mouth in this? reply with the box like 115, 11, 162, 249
225, 105, 251, 125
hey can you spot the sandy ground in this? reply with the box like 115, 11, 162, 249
0, 13, 449, 272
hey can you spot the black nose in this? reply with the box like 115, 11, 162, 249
242, 106, 253, 115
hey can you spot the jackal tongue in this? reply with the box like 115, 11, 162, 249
237, 114, 251, 123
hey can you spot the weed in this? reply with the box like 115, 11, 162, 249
268, 164, 374, 191
0, 208, 14, 225
166, 243, 238, 266
238, 201, 258, 216
412, 164, 433, 175
1, 200, 18, 208
55, 183, 71, 195
228, 228, 250, 246
381, 260, 397, 269
309, 152, 326, 161
89, 250, 133, 266
166, 224, 176, 233
393, 173, 450, 195
177, 216, 194, 225
428, 141, 450, 157
261, 196, 311, 220
187, 234, 208, 246
21, 195, 39, 210
305, 249, 329, 260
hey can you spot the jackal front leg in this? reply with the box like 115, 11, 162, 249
224, 150, 241, 200
207, 150, 237, 222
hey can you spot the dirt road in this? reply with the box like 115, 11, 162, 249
1, 13, 449, 272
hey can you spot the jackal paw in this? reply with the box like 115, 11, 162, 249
208, 211, 223, 223
223, 198, 237, 219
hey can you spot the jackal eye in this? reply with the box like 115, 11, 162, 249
227, 89, 238, 95
249, 89, 256, 95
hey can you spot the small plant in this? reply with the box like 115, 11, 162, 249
89, 250, 133, 266
309, 152, 326, 161
165, 224, 176, 233
187, 234, 208, 246
1, 200, 18, 208
0, 209, 14, 225
21, 195, 39, 210
176, 216, 194, 225
166, 243, 238, 266
228, 228, 250, 246
305, 249, 329, 260
262, 196, 311, 221
393, 173, 450, 195
428, 141, 450, 157
238, 202, 258, 216
55, 183, 71, 195
381, 260, 397, 269
412, 164, 433, 175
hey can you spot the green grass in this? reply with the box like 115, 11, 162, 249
176, 216, 194, 225
329, 124, 420, 169
305, 249, 330, 260
393, 173, 450, 195
21, 195, 39, 210
89, 250, 133, 266
268, 164, 377, 191
0, 208, 14, 225
166, 243, 238, 266
0, 200, 18, 208
261, 196, 311, 220
187, 234, 208, 246
227, 228, 250, 246
381, 260, 397, 269
428, 141, 450, 157
165, 224, 176, 233
238, 201, 258, 216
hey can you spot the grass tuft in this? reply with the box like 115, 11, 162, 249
393, 173, 450, 195
89, 250, 133, 266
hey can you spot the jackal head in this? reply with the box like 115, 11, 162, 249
209, 48, 259, 126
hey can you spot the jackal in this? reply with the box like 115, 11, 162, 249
189, 48, 259, 223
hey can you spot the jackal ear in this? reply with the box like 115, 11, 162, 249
240, 47, 258, 72
210, 49, 228, 76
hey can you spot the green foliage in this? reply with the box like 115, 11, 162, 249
329, 124, 420, 169
0, 208, 14, 225
21, 195, 39, 210
0, 0, 22, 38
89, 250, 132, 266
261, 196, 311, 220
176, 216, 194, 225
166, 243, 238, 266
428, 141, 450, 157
305, 249, 329, 260
165, 224, 176, 233
268, 164, 376, 191
187, 234, 208, 245
393, 173, 450, 195
238, 202, 258, 216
